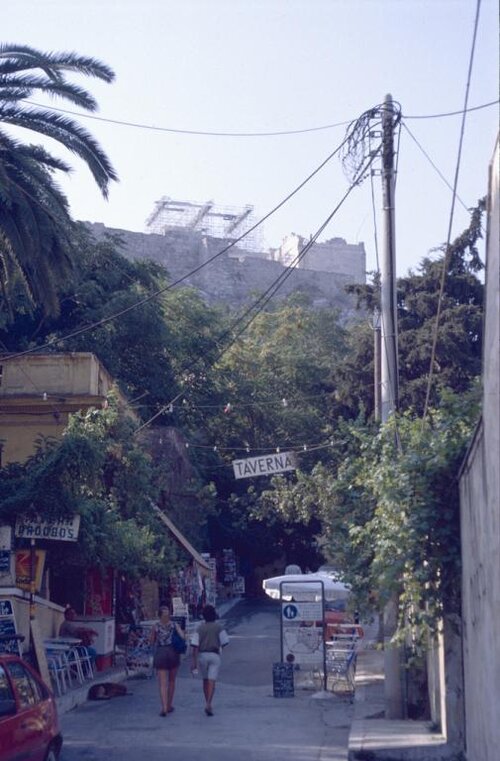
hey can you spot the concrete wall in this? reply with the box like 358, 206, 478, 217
0, 353, 118, 465
87, 223, 364, 314
459, 137, 500, 761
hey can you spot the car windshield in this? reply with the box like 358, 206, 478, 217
325, 600, 346, 612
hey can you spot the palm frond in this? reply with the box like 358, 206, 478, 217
0, 74, 98, 111
0, 44, 115, 83
0, 105, 117, 196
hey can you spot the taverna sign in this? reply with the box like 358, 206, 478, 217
232, 451, 297, 480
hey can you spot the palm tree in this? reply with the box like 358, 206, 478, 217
0, 44, 118, 317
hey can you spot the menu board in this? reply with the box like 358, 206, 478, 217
272, 662, 294, 698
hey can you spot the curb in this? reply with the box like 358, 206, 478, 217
55, 668, 128, 716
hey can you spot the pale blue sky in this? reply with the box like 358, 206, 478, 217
4, 0, 499, 275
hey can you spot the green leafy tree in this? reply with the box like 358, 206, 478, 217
257, 390, 479, 638
196, 299, 348, 573
0, 44, 117, 315
0, 397, 183, 579
336, 201, 485, 417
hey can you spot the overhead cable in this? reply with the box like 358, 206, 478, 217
422, 0, 482, 420
402, 121, 470, 211
22, 98, 499, 137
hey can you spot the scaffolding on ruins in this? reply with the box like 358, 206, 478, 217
145, 197, 262, 251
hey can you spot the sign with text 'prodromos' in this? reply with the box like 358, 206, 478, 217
15, 514, 80, 542
232, 451, 297, 480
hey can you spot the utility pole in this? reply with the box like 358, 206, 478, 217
373, 307, 381, 422
380, 93, 399, 422
380, 93, 403, 719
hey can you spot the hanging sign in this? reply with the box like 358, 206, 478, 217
232, 451, 297, 480
15, 514, 80, 542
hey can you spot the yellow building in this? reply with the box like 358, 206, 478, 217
0, 352, 119, 465
0, 352, 125, 651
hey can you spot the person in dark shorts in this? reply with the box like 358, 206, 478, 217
190, 604, 229, 716
150, 605, 186, 716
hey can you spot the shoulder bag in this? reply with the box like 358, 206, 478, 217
171, 625, 187, 654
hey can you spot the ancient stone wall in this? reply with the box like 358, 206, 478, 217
87, 223, 363, 314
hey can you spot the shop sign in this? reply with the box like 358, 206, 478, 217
232, 451, 297, 480
15, 514, 80, 542
15, 549, 46, 592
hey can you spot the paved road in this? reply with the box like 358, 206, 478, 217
60, 599, 354, 761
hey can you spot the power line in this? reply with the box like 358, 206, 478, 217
403, 99, 498, 120
422, 0, 483, 421
22, 98, 499, 137
402, 121, 470, 211
24, 100, 351, 136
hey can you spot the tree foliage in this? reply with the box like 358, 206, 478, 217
338, 200, 485, 417
257, 390, 479, 641
0, 397, 182, 579
0, 44, 116, 316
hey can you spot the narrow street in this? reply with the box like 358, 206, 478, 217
59, 599, 355, 761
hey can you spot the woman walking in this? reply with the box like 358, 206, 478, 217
150, 605, 186, 716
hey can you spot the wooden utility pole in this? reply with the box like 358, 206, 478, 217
380, 93, 403, 719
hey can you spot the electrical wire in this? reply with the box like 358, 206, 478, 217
23, 100, 352, 136
1, 130, 351, 363
403, 99, 498, 120
401, 121, 470, 212
22, 98, 499, 137
185, 439, 335, 454
422, 0, 483, 421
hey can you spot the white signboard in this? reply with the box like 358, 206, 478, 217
281, 600, 325, 666
232, 451, 297, 480
15, 515, 80, 542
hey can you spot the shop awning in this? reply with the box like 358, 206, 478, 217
152, 504, 211, 576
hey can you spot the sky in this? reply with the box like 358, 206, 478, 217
4, 0, 499, 276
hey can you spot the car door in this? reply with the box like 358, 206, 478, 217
4, 660, 51, 761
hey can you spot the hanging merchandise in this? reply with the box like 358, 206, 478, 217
222, 548, 237, 584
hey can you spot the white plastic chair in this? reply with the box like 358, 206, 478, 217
46, 653, 70, 695
74, 645, 94, 680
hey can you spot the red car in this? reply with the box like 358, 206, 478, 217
0, 653, 62, 761
324, 598, 353, 625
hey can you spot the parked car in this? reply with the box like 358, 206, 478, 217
324, 598, 353, 625
0, 653, 62, 761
